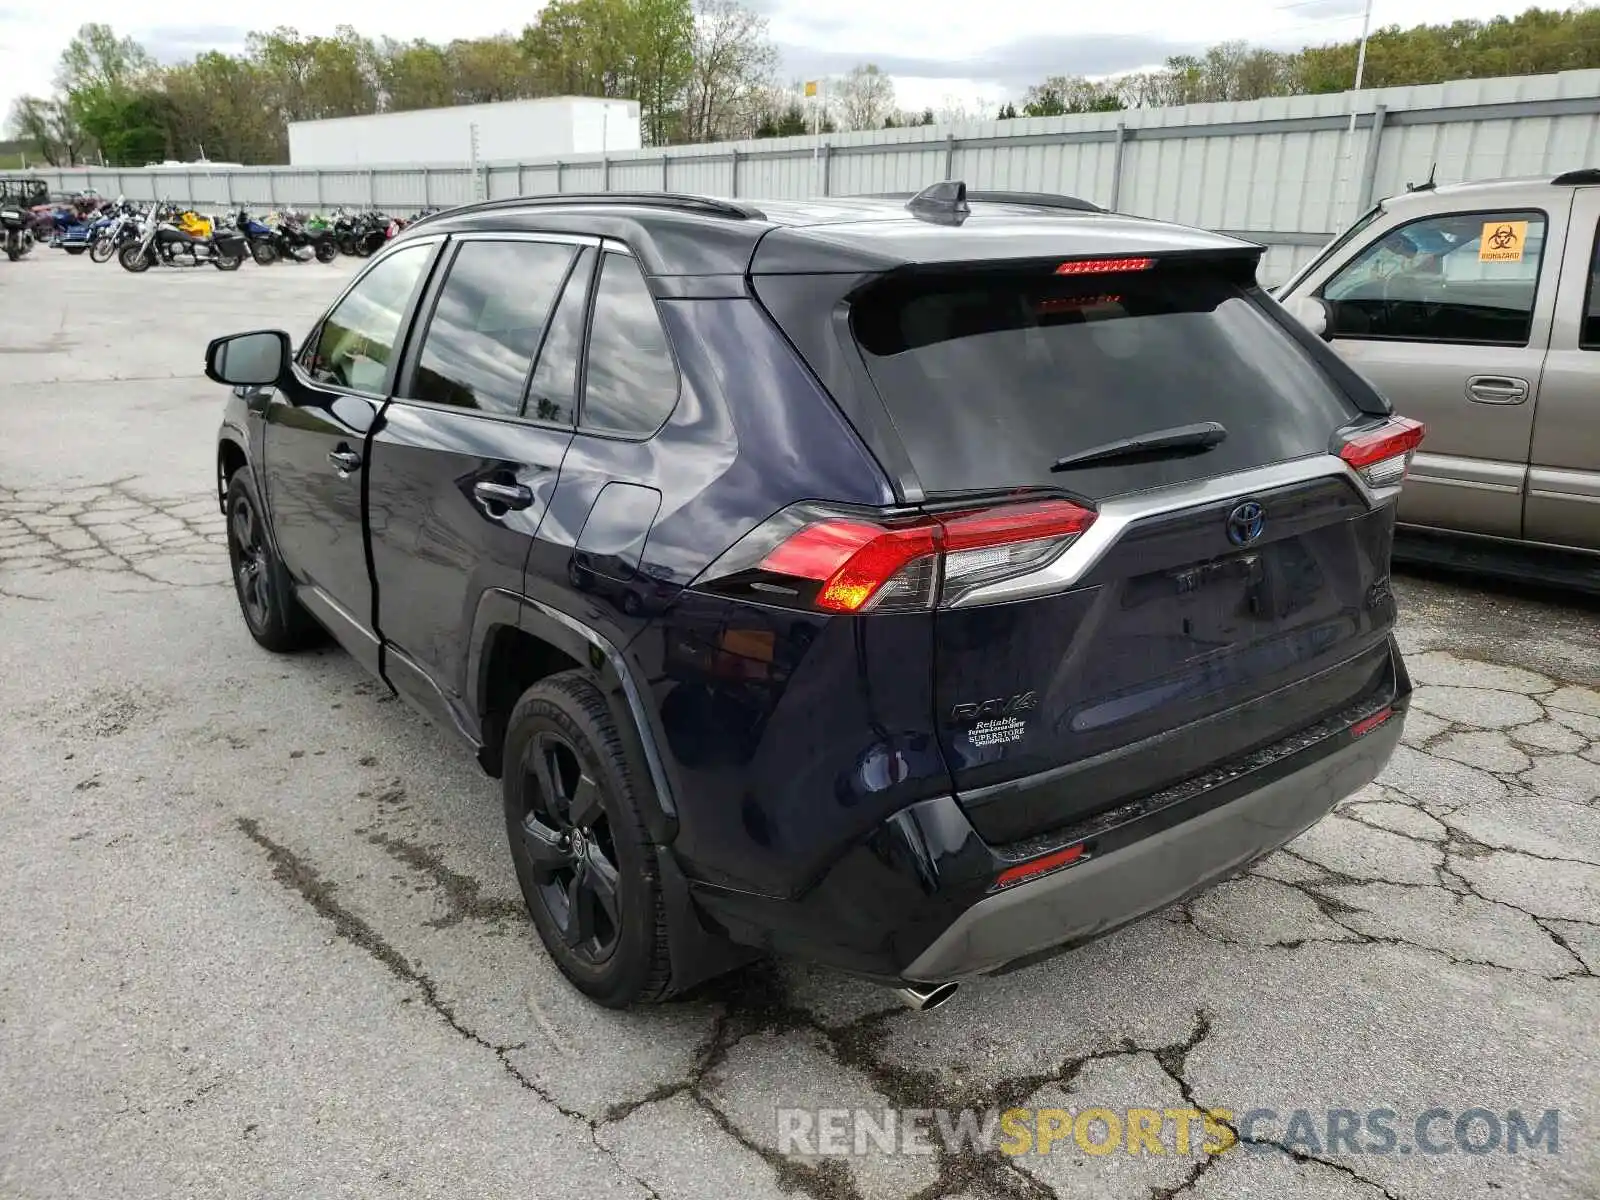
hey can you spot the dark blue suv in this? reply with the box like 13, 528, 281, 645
207, 185, 1418, 1008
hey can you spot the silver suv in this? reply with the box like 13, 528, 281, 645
1277, 169, 1599, 584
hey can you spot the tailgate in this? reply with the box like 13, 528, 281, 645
936, 473, 1399, 844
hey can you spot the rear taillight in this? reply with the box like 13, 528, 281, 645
1338, 416, 1426, 490
694, 498, 1096, 613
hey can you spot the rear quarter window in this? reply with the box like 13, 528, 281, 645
849, 265, 1364, 499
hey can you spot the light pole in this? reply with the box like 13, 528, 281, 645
1335, 0, 1377, 227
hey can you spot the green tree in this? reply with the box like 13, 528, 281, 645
4, 96, 86, 165
448, 36, 532, 104
378, 39, 456, 112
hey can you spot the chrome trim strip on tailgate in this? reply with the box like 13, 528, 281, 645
951, 454, 1383, 609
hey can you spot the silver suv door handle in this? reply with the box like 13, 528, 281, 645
473, 480, 534, 513
1466, 376, 1529, 404
327, 448, 362, 474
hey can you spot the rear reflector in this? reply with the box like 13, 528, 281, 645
1055, 257, 1154, 276
1338, 417, 1426, 490
696, 497, 1097, 613
1350, 706, 1395, 738
994, 843, 1087, 889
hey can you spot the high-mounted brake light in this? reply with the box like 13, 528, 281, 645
696, 498, 1097, 614
1338, 417, 1426, 490
1055, 257, 1154, 275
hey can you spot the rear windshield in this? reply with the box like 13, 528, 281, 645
849, 265, 1361, 498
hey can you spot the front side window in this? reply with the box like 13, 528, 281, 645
581, 252, 680, 437
406, 240, 577, 414
1322, 209, 1546, 345
303, 244, 432, 392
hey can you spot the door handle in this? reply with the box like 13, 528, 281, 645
473, 480, 535, 513
1466, 376, 1529, 404
327, 448, 362, 474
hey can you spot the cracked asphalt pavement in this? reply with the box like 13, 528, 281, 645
3, 253, 1598, 1200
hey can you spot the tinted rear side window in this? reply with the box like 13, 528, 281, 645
582, 252, 679, 437
850, 267, 1362, 498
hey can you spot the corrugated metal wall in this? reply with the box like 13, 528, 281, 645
31, 68, 1600, 282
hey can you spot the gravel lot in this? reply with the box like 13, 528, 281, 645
2, 250, 1598, 1200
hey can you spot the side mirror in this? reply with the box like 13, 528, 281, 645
1286, 295, 1331, 340
205, 330, 290, 387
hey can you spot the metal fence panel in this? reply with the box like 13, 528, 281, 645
24, 68, 1600, 281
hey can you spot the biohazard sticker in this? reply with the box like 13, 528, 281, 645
1480, 221, 1528, 262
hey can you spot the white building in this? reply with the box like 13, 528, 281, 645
287, 97, 642, 168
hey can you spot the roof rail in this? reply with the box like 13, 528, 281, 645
1552, 168, 1600, 186
405, 191, 766, 232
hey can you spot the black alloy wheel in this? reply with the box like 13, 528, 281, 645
222, 470, 321, 652
502, 672, 675, 1006
228, 488, 272, 634
517, 730, 623, 964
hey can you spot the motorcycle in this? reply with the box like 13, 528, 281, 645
233, 209, 280, 265
119, 214, 245, 272
237, 209, 337, 264
1, 203, 35, 261
89, 203, 143, 264
334, 208, 390, 257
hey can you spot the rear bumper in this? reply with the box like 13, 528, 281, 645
687, 644, 1407, 984
903, 714, 1401, 980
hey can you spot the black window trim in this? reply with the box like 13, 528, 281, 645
388, 230, 600, 427
1316, 205, 1552, 349
572, 240, 685, 443
291, 236, 446, 401
1581, 216, 1600, 353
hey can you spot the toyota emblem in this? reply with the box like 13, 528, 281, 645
1226, 501, 1266, 547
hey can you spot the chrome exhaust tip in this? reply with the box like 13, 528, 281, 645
893, 982, 959, 1011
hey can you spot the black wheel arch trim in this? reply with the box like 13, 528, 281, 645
470, 588, 679, 831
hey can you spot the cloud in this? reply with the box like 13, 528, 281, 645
776, 32, 1211, 93
136, 23, 252, 64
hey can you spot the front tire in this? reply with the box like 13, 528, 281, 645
117, 244, 150, 273
213, 252, 243, 272
314, 238, 337, 263
504, 672, 673, 1007
89, 237, 115, 264
224, 469, 322, 652
250, 240, 276, 266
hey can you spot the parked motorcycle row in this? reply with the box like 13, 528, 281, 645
0, 185, 439, 271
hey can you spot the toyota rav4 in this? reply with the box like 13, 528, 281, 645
207, 184, 1417, 1009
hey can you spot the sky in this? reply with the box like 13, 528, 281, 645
0, 0, 1555, 134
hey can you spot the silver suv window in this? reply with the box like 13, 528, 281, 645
1321, 209, 1547, 346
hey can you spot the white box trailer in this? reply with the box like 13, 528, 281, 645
287, 97, 641, 167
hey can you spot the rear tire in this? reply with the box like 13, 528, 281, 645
63, 244, 86, 256
504, 672, 673, 1007
224, 469, 322, 652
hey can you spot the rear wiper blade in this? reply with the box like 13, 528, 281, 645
1049, 421, 1228, 472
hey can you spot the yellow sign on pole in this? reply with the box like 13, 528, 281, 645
804, 81, 819, 97
1479, 220, 1528, 262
